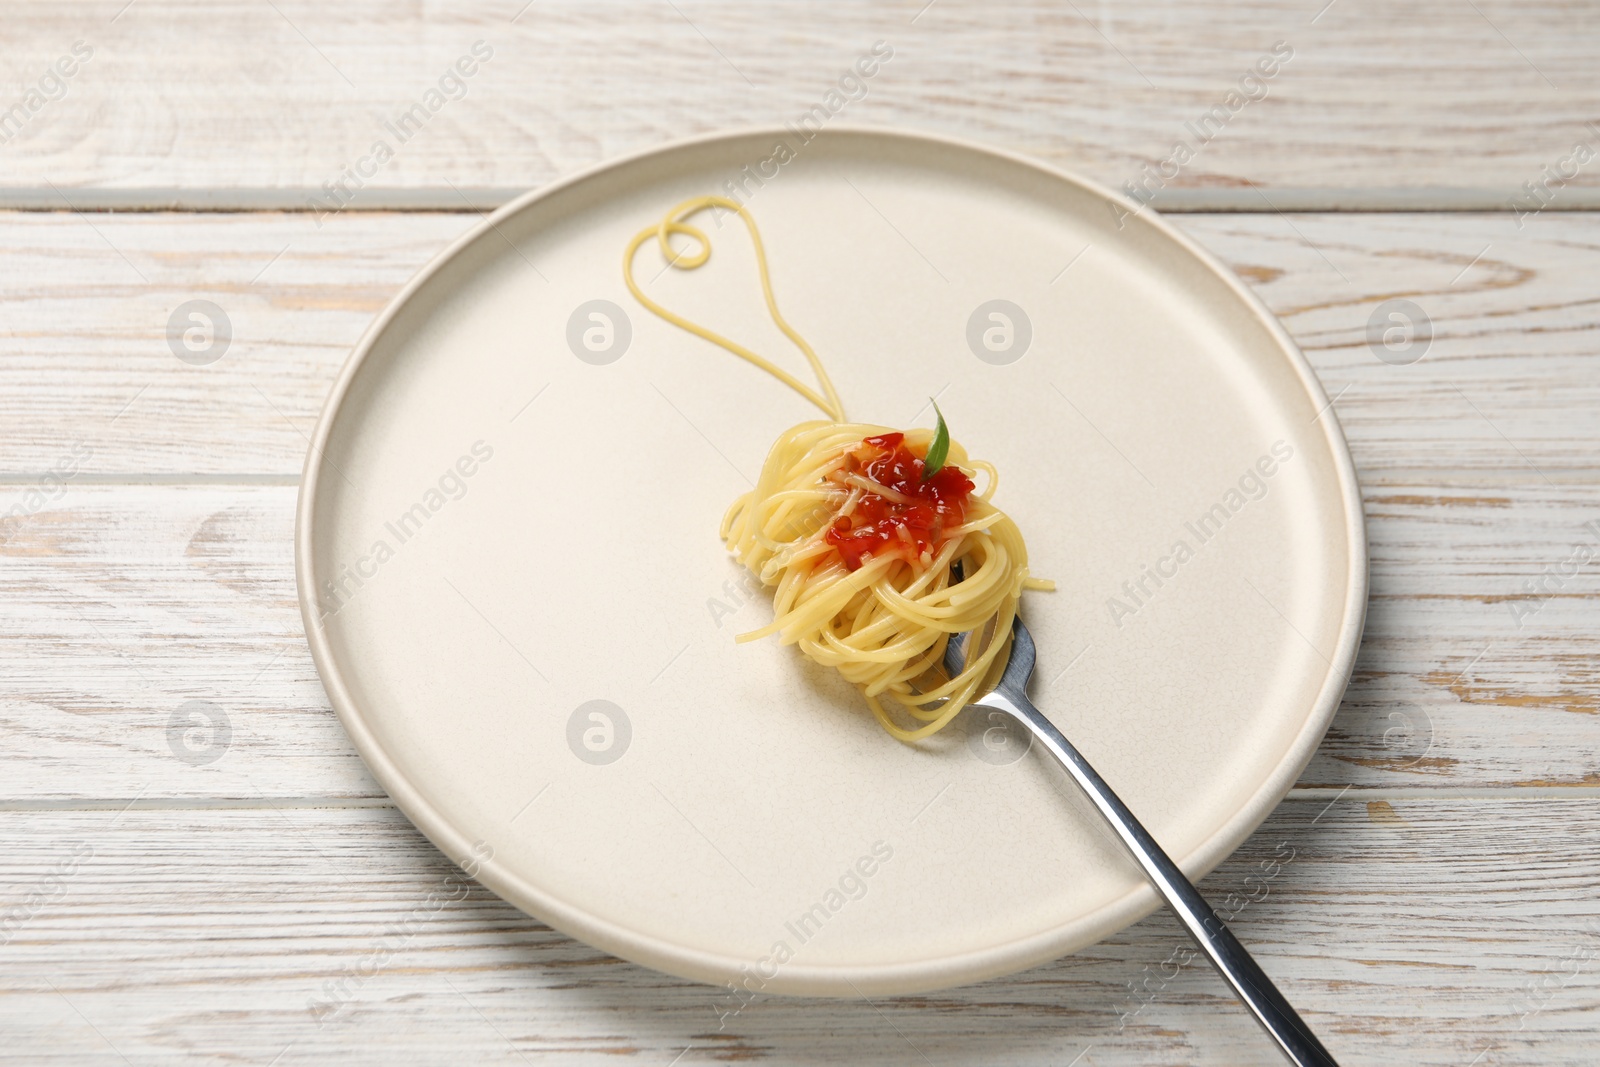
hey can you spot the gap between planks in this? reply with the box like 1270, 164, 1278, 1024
5, 787, 1599, 814
6, 186, 1600, 213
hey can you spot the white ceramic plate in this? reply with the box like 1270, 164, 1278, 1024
297, 126, 1365, 996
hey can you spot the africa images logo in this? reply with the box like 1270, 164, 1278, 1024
315, 441, 495, 621
0, 41, 93, 145
712, 841, 895, 1028
716, 41, 894, 208
304, 41, 495, 226
1106, 441, 1295, 626
1111, 41, 1294, 228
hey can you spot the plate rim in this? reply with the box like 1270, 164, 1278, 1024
295, 123, 1369, 995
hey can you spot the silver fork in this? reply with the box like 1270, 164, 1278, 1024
944, 615, 1341, 1067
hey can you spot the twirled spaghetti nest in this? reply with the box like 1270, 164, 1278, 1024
723, 420, 1042, 741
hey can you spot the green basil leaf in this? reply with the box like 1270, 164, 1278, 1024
922, 399, 950, 480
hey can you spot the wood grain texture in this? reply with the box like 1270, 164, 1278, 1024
5, 6, 1600, 1055
1, 482, 1596, 800
2, 210, 1599, 479
2, 1, 1599, 200
2, 798, 1597, 1066
1177, 212, 1600, 483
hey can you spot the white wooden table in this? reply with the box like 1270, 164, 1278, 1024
3, 3, 1597, 1063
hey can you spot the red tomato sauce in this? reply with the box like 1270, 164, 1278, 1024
823, 432, 974, 570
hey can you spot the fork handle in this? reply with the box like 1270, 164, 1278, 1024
977, 689, 1341, 1067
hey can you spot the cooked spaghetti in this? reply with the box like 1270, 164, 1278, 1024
624, 196, 1050, 741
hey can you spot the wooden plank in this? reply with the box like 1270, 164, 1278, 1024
2, 483, 1596, 799
0, 798, 1595, 1065
1, 1, 1598, 200
1174, 211, 1600, 483
0, 485, 375, 801
1305, 484, 1600, 789
1, 210, 1598, 480
0, 211, 475, 479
